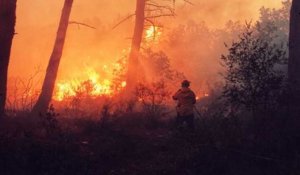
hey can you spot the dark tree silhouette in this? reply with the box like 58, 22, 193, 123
288, 0, 300, 115
221, 25, 286, 115
0, 0, 17, 117
126, 0, 146, 93
32, 0, 73, 114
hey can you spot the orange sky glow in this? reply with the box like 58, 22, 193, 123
8, 0, 284, 95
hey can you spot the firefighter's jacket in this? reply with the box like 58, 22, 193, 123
172, 87, 196, 116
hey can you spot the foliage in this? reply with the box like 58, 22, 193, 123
1, 109, 299, 174
257, 0, 290, 44
135, 80, 171, 121
39, 104, 60, 136
142, 49, 185, 84
161, 20, 246, 90
221, 24, 287, 113
100, 98, 113, 127
135, 49, 188, 124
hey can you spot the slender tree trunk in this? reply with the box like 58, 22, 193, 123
0, 0, 17, 117
288, 0, 300, 116
32, 0, 73, 114
126, 0, 146, 94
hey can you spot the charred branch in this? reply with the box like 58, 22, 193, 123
144, 18, 155, 27
145, 14, 176, 19
112, 14, 135, 30
183, 0, 195, 6
69, 21, 96, 29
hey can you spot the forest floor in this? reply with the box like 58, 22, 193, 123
0, 112, 299, 175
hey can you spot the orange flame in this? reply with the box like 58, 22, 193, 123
53, 26, 162, 102
145, 26, 162, 43
54, 64, 126, 101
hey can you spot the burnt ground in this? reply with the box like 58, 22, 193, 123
0, 113, 299, 175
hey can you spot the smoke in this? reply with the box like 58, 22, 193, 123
174, 0, 282, 28
8, 0, 283, 94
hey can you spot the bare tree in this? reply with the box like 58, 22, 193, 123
6, 67, 42, 113
125, 0, 147, 94
125, 0, 178, 95
0, 0, 17, 117
288, 0, 300, 115
32, 0, 73, 114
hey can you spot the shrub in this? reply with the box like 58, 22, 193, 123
221, 24, 287, 115
135, 80, 171, 122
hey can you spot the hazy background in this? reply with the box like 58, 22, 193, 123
9, 0, 283, 92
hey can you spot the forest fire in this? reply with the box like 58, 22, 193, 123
54, 65, 126, 101
145, 26, 162, 43
2, 1, 298, 175
52, 25, 163, 102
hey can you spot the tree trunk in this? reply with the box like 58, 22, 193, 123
126, 0, 146, 95
0, 0, 17, 117
32, 0, 73, 114
288, 0, 300, 115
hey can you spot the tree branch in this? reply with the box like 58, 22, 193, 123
145, 14, 176, 19
183, 0, 195, 6
146, 3, 175, 14
112, 14, 135, 30
69, 21, 96, 29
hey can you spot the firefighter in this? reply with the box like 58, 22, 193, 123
172, 80, 196, 130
